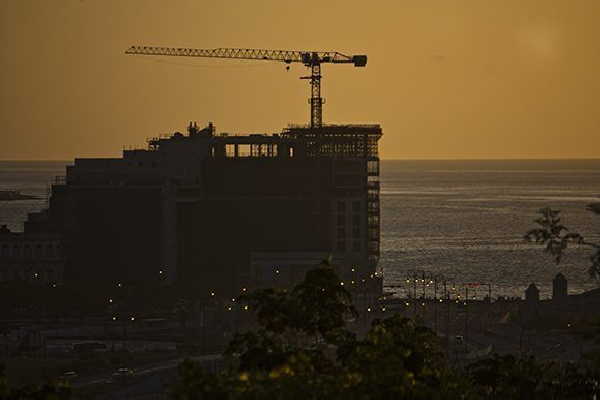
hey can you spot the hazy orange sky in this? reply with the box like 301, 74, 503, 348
1, 0, 599, 160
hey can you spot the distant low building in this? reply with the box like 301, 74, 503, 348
525, 283, 540, 303
0, 224, 64, 284
552, 273, 568, 301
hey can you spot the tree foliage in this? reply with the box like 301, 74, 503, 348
525, 206, 600, 279
170, 263, 467, 399
0, 365, 71, 400
170, 263, 600, 399
524, 207, 583, 264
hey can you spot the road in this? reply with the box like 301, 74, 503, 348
74, 354, 222, 399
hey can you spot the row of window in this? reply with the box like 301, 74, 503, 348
337, 201, 362, 214
337, 214, 363, 226
367, 160, 379, 175
0, 243, 61, 258
336, 200, 363, 252
128, 161, 159, 168
337, 227, 361, 239
336, 240, 361, 252
0, 268, 62, 283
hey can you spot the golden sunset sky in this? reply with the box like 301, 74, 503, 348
1, 0, 599, 159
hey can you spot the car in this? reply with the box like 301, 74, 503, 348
112, 367, 135, 381
61, 371, 78, 381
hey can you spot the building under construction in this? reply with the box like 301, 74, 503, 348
15, 46, 384, 301
24, 121, 383, 299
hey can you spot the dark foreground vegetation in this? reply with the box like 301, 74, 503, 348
168, 263, 600, 400
1, 263, 599, 399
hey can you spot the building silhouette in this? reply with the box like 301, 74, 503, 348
18, 122, 383, 298
525, 283, 540, 303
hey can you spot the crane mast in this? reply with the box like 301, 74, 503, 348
125, 46, 367, 128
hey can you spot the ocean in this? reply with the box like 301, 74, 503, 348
1, 160, 599, 299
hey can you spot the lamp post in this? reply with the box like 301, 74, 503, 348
445, 278, 453, 359
465, 286, 469, 352
434, 274, 439, 333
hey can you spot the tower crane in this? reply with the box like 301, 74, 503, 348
125, 46, 367, 129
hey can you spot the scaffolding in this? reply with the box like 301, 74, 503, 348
283, 124, 382, 264
283, 124, 382, 159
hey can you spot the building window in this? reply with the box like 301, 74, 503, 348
337, 227, 345, 239
337, 215, 345, 226
352, 215, 361, 226
352, 226, 360, 238
368, 215, 379, 226
367, 160, 379, 174
352, 241, 361, 252
337, 201, 346, 213
352, 201, 361, 213
336, 241, 346, 251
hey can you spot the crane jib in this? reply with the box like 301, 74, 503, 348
125, 46, 367, 128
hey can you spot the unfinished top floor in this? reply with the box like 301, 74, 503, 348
144, 122, 382, 159
64, 122, 382, 186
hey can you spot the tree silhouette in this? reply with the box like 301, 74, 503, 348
170, 264, 469, 399
525, 206, 600, 279
0, 365, 71, 400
